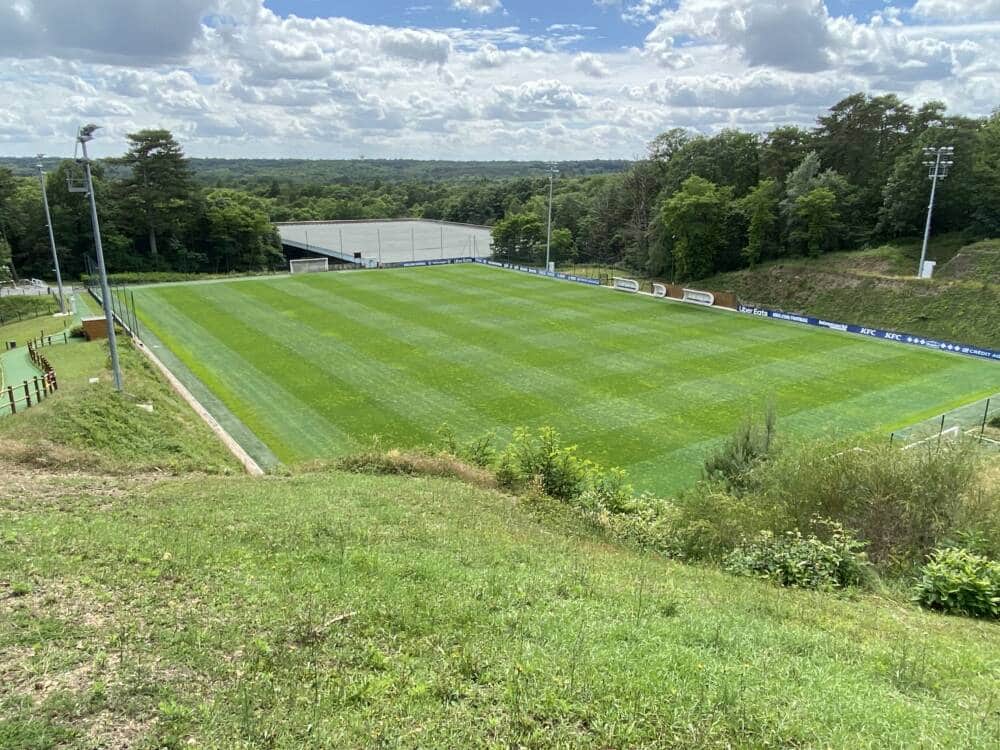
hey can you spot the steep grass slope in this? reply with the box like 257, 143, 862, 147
3, 469, 1000, 748
3, 304, 1000, 748
701, 238, 1000, 350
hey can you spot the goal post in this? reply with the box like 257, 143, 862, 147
289, 257, 329, 274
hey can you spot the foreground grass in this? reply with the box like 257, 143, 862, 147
3, 288, 1000, 748
2, 470, 999, 748
133, 264, 998, 493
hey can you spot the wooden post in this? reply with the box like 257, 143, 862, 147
51, 371, 58, 391
6, 385, 14, 414
23, 381, 31, 407
34, 376, 41, 402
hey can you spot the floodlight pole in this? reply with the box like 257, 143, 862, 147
917, 146, 953, 278
545, 164, 558, 271
78, 127, 123, 392
35, 158, 66, 314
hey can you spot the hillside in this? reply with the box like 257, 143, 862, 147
3, 305, 1000, 747
699, 238, 1000, 350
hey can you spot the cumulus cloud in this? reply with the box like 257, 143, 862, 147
484, 79, 588, 121
911, 1, 1000, 21
378, 28, 452, 65
452, 0, 504, 14
0, 0, 212, 64
644, 0, 834, 72
573, 53, 610, 78
0, 0, 997, 159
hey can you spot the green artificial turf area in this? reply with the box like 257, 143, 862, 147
133, 264, 999, 493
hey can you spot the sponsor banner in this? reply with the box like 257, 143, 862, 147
683, 288, 714, 306
386, 257, 475, 269
652, 283, 668, 298
613, 277, 640, 292
738, 304, 1000, 362
474, 258, 602, 286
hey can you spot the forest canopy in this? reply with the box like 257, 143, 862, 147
1, 94, 998, 281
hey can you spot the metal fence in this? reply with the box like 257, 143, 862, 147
83, 256, 140, 337
890, 395, 999, 451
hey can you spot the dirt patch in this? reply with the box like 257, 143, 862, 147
85, 712, 157, 750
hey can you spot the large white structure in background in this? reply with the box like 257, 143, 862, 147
277, 219, 493, 267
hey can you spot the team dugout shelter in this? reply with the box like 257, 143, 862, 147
277, 219, 494, 271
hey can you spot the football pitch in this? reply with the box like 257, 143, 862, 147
134, 264, 998, 493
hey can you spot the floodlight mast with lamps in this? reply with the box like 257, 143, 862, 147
917, 145, 954, 278
545, 163, 558, 271
75, 124, 123, 391
35, 155, 66, 314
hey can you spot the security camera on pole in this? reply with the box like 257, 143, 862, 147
73, 124, 123, 391
917, 145, 954, 279
545, 163, 558, 273
35, 155, 67, 315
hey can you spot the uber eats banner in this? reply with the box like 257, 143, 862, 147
738, 305, 1000, 363
474, 258, 602, 286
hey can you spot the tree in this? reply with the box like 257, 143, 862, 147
760, 126, 813, 183
971, 110, 1000, 236
117, 129, 194, 265
653, 175, 732, 281
491, 213, 544, 264
876, 121, 980, 238
549, 227, 575, 263
648, 128, 690, 165
199, 189, 282, 272
792, 188, 840, 256
737, 179, 780, 266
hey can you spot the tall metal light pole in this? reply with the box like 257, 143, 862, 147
35, 155, 66, 314
545, 163, 558, 272
75, 124, 123, 391
917, 145, 954, 278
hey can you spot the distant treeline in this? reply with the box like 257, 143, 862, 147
2, 93, 999, 281
0, 157, 630, 183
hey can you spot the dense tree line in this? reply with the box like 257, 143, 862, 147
495, 94, 1000, 278
2, 94, 998, 282
0, 130, 283, 279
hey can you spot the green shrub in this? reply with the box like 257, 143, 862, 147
912, 548, 1000, 619
497, 427, 588, 500
724, 520, 869, 590
988, 414, 1000, 429
737, 439, 987, 571
433, 425, 496, 468
579, 466, 634, 513
702, 405, 776, 489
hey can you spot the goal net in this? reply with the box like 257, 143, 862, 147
289, 258, 329, 274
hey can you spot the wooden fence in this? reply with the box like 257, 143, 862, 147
1, 344, 59, 415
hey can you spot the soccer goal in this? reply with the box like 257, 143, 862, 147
289, 257, 329, 274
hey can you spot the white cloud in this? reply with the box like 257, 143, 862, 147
451, 0, 504, 14
644, 0, 833, 72
0, 0, 996, 159
378, 28, 452, 65
911, 1, 1000, 21
573, 53, 610, 78
0, 0, 212, 64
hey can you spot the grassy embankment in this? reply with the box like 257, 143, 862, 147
2, 305, 1000, 748
698, 237, 1000, 350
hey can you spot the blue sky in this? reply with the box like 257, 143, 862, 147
0, 1, 997, 159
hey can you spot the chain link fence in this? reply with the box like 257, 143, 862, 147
890, 395, 1000, 451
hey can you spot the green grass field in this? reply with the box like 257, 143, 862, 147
134, 264, 998, 493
